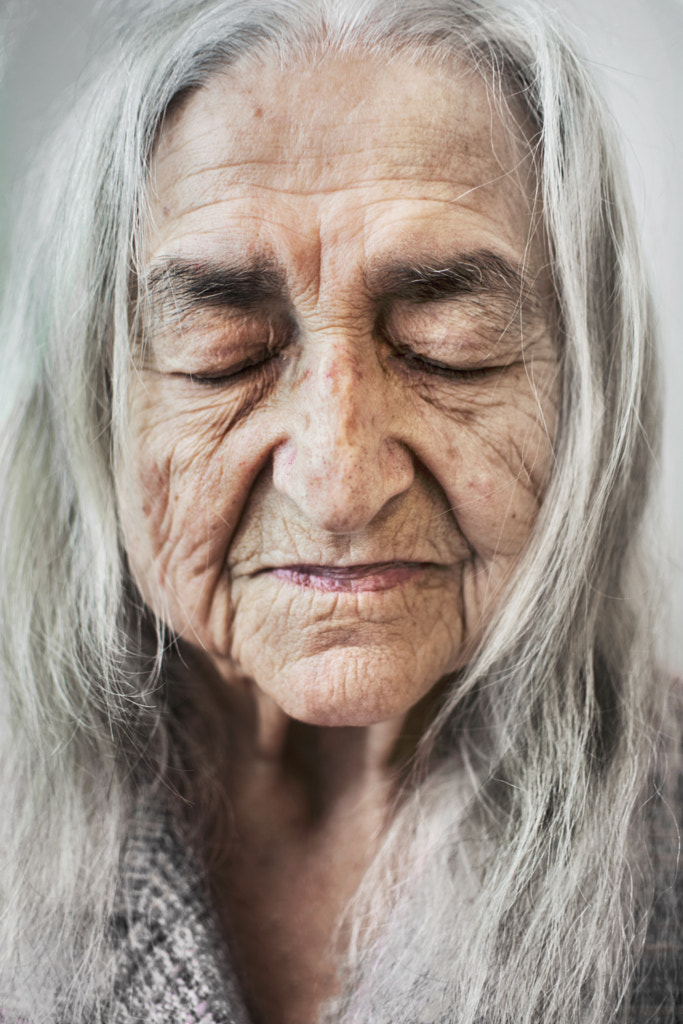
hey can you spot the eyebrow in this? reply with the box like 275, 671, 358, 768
142, 256, 286, 320
366, 249, 539, 311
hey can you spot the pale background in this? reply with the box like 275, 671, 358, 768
1, 0, 681, 672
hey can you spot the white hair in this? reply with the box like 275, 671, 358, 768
0, 1, 673, 1021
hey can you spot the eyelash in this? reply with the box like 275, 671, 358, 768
185, 351, 281, 387
390, 342, 499, 382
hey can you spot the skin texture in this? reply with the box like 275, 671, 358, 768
117, 50, 558, 1023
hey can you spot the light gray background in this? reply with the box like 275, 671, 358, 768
1, 0, 681, 672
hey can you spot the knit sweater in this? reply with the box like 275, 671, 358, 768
107, 769, 681, 1024
108, 807, 251, 1024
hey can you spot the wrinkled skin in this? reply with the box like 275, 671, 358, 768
117, 52, 558, 1022
120, 54, 557, 728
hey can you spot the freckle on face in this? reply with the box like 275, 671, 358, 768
117, 50, 557, 727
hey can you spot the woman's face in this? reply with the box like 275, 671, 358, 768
118, 53, 558, 727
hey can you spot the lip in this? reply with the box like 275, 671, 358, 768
266, 561, 434, 593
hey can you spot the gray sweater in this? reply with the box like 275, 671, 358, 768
107, 770, 682, 1024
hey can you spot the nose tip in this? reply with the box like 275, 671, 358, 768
273, 435, 414, 534
272, 350, 414, 533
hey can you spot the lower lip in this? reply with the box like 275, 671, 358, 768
270, 562, 430, 593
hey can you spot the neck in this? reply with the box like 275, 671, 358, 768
165, 649, 446, 1024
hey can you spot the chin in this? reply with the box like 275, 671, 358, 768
258, 657, 439, 729
278, 701, 396, 729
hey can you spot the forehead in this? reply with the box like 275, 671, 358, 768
148, 51, 539, 281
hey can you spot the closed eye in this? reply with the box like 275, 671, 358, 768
180, 350, 284, 387
392, 343, 503, 382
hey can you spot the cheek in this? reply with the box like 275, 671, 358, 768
117, 386, 265, 650
457, 423, 549, 553
419, 381, 556, 609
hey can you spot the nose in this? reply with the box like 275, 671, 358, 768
272, 339, 414, 533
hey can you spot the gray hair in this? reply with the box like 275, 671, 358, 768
0, 1, 669, 1021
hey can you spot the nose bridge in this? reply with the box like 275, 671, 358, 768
311, 334, 376, 453
297, 332, 389, 506
273, 329, 414, 533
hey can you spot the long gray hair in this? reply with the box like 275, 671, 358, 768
0, 1, 669, 1021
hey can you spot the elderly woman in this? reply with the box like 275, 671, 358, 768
0, 0, 679, 1021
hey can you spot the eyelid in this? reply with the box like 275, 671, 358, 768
386, 336, 504, 381
178, 350, 283, 387
402, 352, 500, 381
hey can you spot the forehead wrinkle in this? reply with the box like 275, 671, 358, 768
160, 164, 520, 203
161, 159, 492, 193
153, 121, 520, 198
159, 185, 525, 246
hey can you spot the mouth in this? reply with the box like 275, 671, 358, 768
264, 561, 434, 593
